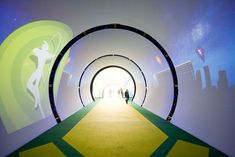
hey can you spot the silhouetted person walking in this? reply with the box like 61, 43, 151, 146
124, 89, 129, 104
120, 88, 124, 98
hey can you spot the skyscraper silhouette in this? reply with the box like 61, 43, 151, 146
195, 70, 202, 89
217, 70, 228, 89
203, 66, 212, 88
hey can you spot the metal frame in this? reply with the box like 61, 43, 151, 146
49, 24, 178, 123
78, 54, 147, 107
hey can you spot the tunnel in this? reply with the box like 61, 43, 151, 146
0, 1, 235, 157
49, 24, 178, 124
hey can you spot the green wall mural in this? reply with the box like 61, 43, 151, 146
0, 20, 73, 134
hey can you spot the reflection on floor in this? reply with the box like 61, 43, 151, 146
8, 98, 228, 157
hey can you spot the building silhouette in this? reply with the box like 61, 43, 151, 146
156, 61, 195, 89
195, 70, 202, 90
203, 66, 213, 89
154, 61, 235, 157
217, 70, 228, 89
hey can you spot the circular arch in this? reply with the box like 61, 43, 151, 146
78, 54, 147, 107
90, 65, 136, 102
49, 24, 178, 123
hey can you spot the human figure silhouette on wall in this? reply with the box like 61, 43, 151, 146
27, 41, 54, 118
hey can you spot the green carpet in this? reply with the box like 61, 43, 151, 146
7, 99, 228, 157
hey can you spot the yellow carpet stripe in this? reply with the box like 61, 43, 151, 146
167, 140, 209, 157
19, 143, 65, 157
63, 98, 168, 157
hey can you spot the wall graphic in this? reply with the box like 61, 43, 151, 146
0, 20, 73, 134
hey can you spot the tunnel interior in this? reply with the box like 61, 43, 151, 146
0, 23, 230, 157
51, 25, 177, 123
1, 1, 235, 156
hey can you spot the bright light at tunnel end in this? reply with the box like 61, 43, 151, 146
93, 67, 134, 99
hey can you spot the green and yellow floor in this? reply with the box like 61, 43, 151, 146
8, 98, 228, 157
